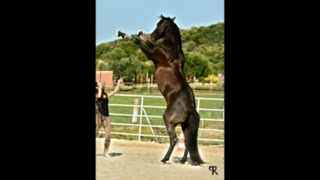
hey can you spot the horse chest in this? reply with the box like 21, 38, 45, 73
155, 67, 175, 82
155, 67, 182, 94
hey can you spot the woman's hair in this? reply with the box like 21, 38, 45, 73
96, 81, 107, 95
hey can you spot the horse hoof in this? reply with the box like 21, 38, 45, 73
191, 160, 204, 166
179, 160, 186, 164
191, 162, 200, 166
198, 160, 205, 164
161, 159, 167, 164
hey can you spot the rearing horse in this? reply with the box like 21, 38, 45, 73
119, 15, 204, 165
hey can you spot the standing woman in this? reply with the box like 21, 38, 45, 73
96, 78, 122, 156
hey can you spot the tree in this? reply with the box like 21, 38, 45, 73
184, 52, 210, 78
96, 43, 111, 59
126, 55, 143, 82
109, 47, 126, 61
96, 59, 108, 71
96, 22, 225, 81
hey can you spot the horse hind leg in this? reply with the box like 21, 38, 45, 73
188, 111, 204, 165
161, 123, 178, 163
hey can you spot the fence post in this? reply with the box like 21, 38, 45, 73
132, 98, 140, 123
197, 98, 203, 128
138, 96, 144, 142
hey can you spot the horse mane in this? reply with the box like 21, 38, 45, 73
163, 17, 184, 64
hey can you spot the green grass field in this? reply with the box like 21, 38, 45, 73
97, 90, 224, 145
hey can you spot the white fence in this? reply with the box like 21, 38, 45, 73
97, 94, 224, 143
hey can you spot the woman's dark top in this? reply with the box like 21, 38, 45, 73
96, 88, 109, 116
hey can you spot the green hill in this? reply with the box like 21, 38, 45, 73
96, 22, 224, 83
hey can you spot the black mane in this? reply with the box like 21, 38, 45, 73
162, 17, 184, 65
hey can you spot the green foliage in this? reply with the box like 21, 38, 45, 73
96, 43, 112, 59
184, 52, 210, 77
96, 22, 224, 79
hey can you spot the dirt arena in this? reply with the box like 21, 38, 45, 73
96, 138, 224, 180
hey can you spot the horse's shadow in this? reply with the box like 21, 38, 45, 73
109, 152, 122, 157
172, 156, 206, 166
96, 152, 123, 157
172, 156, 192, 164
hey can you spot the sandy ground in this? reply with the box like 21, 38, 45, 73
96, 138, 224, 180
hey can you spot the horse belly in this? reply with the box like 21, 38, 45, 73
164, 97, 193, 124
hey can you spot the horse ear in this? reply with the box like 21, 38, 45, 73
171, 17, 176, 21
160, 14, 164, 19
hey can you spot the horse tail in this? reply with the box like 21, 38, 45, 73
187, 111, 204, 164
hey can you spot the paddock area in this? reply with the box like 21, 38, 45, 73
96, 138, 224, 180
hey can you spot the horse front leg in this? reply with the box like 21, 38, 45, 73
161, 123, 178, 163
180, 122, 189, 164
116, 31, 157, 59
132, 36, 156, 60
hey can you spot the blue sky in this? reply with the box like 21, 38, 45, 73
96, 0, 224, 45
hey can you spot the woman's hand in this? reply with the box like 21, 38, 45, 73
117, 78, 123, 84
108, 78, 122, 98
97, 81, 102, 88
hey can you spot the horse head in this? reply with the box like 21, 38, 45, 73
150, 15, 176, 42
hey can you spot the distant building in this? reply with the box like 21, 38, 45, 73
96, 71, 113, 87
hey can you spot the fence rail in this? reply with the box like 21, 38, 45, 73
97, 94, 224, 144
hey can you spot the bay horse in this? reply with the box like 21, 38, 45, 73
118, 15, 204, 165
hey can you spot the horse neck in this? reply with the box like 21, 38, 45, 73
162, 26, 183, 62
164, 25, 182, 49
